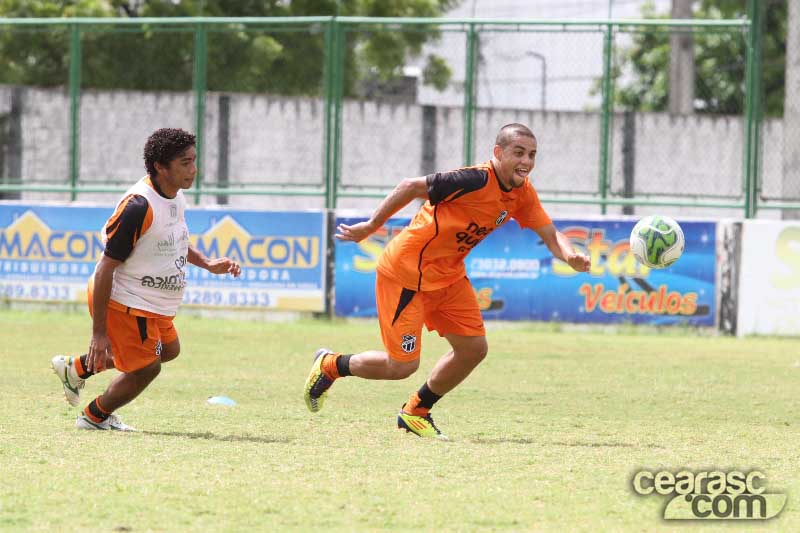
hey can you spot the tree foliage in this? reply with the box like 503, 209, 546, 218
613, 0, 786, 116
0, 0, 459, 96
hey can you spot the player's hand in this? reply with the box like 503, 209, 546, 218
566, 252, 591, 272
86, 333, 112, 373
207, 258, 241, 277
335, 221, 378, 242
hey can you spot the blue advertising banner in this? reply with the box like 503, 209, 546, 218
0, 204, 326, 311
335, 217, 716, 326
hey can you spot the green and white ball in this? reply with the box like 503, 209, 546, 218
629, 215, 685, 269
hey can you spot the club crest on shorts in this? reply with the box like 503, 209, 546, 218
401, 334, 417, 353
495, 210, 508, 225
155, 340, 163, 356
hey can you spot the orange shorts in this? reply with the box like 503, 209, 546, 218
87, 279, 178, 373
376, 271, 485, 362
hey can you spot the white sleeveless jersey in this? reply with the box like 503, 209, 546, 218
103, 177, 189, 316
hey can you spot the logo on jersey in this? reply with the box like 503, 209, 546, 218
141, 273, 186, 291
169, 204, 177, 218
401, 334, 417, 353
156, 232, 176, 254
495, 210, 508, 225
456, 222, 495, 253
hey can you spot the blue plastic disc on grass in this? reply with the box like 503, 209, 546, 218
207, 396, 237, 406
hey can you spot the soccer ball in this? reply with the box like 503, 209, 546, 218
629, 215, 685, 269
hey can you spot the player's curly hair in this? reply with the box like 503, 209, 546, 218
143, 128, 196, 177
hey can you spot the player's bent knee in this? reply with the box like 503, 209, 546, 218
447, 333, 489, 364
477, 342, 489, 361
387, 358, 419, 380
160, 339, 181, 363
134, 359, 162, 382
460, 339, 488, 364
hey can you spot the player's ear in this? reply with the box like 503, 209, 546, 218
153, 161, 167, 176
493, 144, 503, 159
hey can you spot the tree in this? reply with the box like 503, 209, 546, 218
0, 0, 459, 96
611, 0, 786, 116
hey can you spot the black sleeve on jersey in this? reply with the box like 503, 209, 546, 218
104, 194, 150, 261
425, 168, 489, 205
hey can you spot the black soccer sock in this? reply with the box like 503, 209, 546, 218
336, 354, 353, 377
77, 355, 95, 379
85, 397, 110, 423
417, 382, 442, 409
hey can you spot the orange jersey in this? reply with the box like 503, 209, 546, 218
377, 161, 552, 291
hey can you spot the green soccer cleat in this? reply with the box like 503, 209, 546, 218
304, 348, 335, 413
397, 407, 449, 440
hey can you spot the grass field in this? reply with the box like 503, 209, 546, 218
1, 308, 799, 531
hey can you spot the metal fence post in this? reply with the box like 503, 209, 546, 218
323, 19, 335, 209
323, 18, 344, 209
598, 22, 614, 215
743, 1, 762, 218
68, 24, 81, 202
192, 22, 208, 205
332, 22, 345, 209
463, 23, 478, 166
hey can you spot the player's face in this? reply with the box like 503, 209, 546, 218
159, 146, 197, 193
494, 135, 537, 189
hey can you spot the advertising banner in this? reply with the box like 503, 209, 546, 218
737, 220, 800, 336
0, 204, 326, 311
335, 216, 716, 326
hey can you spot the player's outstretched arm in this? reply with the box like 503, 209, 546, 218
188, 244, 241, 277
534, 223, 591, 273
336, 177, 429, 242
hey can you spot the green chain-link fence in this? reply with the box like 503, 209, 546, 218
0, 15, 794, 217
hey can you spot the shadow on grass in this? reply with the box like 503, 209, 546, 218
142, 430, 291, 444
471, 437, 664, 449
550, 440, 660, 449
470, 437, 540, 445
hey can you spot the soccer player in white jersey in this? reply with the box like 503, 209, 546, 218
51, 128, 241, 430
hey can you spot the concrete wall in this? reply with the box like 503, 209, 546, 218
0, 85, 790, 217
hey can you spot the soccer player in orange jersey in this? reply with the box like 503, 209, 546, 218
50, 128, 241, 430
304, 123, 591, 439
